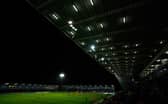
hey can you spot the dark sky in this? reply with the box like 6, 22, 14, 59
1, 1, 120, 89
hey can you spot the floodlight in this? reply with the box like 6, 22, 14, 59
101, 57, 105, 61
59, 73, 65, 78
122, 17, 126, 23
160, 41, 163, 44
68, 20, 73, 25
100, 24, 104, 28
90, 0, 94, 6
87, 27, 91, 31
73, 5, 78, 12
52, 14, 59, 20
165, 51, 168, 54
90, 45, 95, 51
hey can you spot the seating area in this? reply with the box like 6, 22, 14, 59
0, 83, 115, 93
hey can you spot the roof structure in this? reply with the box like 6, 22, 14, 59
26, 0, 168, 88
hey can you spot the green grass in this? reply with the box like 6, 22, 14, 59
0, 92, 106, 104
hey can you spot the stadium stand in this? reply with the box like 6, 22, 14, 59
0, 83, 115, 93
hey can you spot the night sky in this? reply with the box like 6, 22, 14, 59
1, 1, 120, 89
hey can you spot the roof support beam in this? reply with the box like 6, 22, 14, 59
77, 27, 139, 41
37, 0, 55, 10
60, 1, 145, 28
140, 43, 168, 77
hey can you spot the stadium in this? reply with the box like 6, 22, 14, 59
1, 0, 168, 104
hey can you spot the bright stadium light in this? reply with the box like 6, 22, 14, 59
122, 17, 126, 23
81, 42, 85, 46
70, 31, 74, 35
156, 59, 161, 62
160, 40, 163, 44
120, 16, 128, 24
90, 0, 94, 6
70, 24, 73, 27
165, 51, 168, 54
73, 5, 78, 12
68, 20, 73, 25
135, 43, 139, 47
52, 14, 59, 20
72, 26, 78, 31
101, 57, 105, 61
87, 26, 91, 31
100, 23, 104, 28
134, 51, 137, 54
90, 45, 95, 51
59, 73, 65, 79
74, 28, 78, 31
106, 37, 110, 41
124, 45, 128, 48
96, 39, 100, 43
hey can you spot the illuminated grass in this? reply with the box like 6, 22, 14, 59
0, 92, 106, 104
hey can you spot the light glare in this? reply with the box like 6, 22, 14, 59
124, 45, 128, 48
134, 51, 137, 54
160, 41, 163, 44
100, 24, 103, 28
74, 28, 78, 31
101, 57, 105, 61
96, 39, 100, 43
122, 17, 126, 23
91, 45, 95, 51
106, 38, 110, 41
156, 59, 161, 62
52, 14, 59, 20
125, 52, 128, 55
90, 0, 94, 6
135, 44, 139, 47
59, 73, 65, 78
73, 5, 78, 12
110, 47, 113, 50
81, 42, 85, 45
165, 51, 168, 54
70, 31, 74, 35
88, 27, 91, 31
70, 24, 73, 27
68, 21, 73, 25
